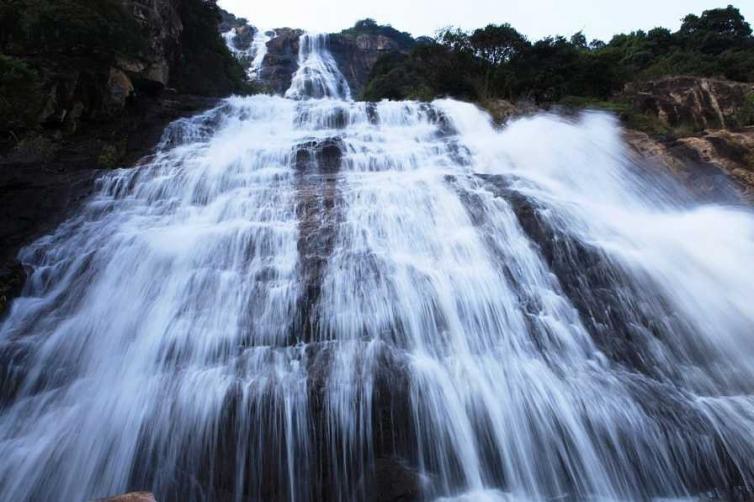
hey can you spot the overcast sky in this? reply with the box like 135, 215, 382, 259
218, 1, 753, 41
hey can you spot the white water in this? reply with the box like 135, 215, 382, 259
285, 33, 351, 100
222, 27, 271, 80
0, 34, 753, 502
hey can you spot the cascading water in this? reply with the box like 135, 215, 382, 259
223, 27, 272, 80
285, 33, 351, 100
1, 33, 754, 502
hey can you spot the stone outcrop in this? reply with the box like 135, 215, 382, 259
624, 128, 754, 201
677, 129, 754, 197
117, 0, 183, 91
620, 76, 754, 200
259, 28, 304, 93
623, 76, 754, 131
329, 34, 404, 95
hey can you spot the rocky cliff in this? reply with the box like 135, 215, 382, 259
259, 28, 304, 93
0, 0, 249, 316
621, 77, 754, 201
329, 33, 405, 95
623, 77, 754, 131
233, 18, 412, 96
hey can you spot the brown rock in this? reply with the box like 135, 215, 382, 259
623, 76, 754, 131
624, 127, 754, 201
94, 492, 156, 502
108, 68, 135, 109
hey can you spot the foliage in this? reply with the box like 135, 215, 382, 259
363, 5, 754, 104
171, 0, 249, 96
735, 92, 754, 127
0, 0, 145, 60
0, 54, 43, 132
341, 19, 415, 50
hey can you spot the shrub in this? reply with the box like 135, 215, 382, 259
0, 54, 43, 132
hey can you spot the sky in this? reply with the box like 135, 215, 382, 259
218, 1, 754, 42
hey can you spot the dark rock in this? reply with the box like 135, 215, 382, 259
369, 457, 422, 502
329, 34, 404, 96
0, 93, 218, 311
118, 0, 184, 91
0, 260, 26, 317
232, 25, 256, 51
259, 29, 304, 94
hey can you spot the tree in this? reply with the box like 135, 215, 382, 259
570, 31, 587, 49
470, 24, 529, 64
679, 5, 752, 54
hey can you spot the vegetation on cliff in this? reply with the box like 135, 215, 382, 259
362, 5, 754, 109
0, 0, 252, 138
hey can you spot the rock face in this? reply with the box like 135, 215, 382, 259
624, 128, 754, 202
624, 76, 754, 130
117, 0, 183, 91
252, 29, 409, 96
259, 28, 304, 94
676, 129, 754, 197
621, 76, 754, 200
0, 0, 240, 314
329, 34, 403, 96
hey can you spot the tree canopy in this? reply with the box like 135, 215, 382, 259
363, 5, 754, 103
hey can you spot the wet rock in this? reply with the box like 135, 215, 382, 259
232, 25, 256, 51
623, 76, 754, 131
94, 492, 156, 502
370, 457, 422, 502
478, 99, 539, 125
625, 128, 754, 201
677, 129, 754, 198
0, 94, 219, 311
0, 260, 25, 317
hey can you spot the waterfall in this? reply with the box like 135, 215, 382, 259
285, 33, 351, 100
1, 33, 754, 502
249, 30, 273, 80
222, 27, 272, 80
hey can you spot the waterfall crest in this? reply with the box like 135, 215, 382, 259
285, 33, 352, 100
0, 32, 753, 502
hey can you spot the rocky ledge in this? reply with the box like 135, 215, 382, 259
621, 77, 754, 201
